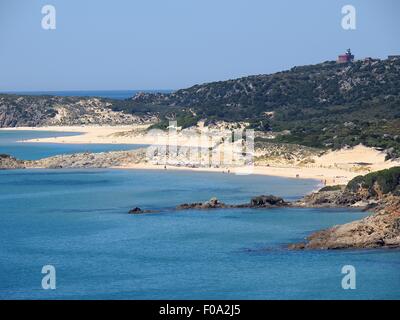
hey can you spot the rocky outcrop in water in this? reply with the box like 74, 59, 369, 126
290, 196, 400, 250
130, 195, 290, 214
32, 148, 147, 169
0, 148, 150, 170
0, 154, 26, 169
175, 195, 289, 211
176, 197, 231, 210
290, 167, 400, 249
128, 207, 159, 214
249, 195, 288, 207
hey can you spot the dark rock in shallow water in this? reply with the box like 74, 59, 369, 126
249, 195, 288, 207
176, 195, 290, 211
176, 197, 230, 210
129, 207, 143, 214
48, 164, 63, 169
128, 207, 159, 214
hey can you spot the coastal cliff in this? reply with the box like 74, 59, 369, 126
291, 167, 400, 249
291, 197, 400, 249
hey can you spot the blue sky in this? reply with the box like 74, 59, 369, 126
0, 0, 399, 91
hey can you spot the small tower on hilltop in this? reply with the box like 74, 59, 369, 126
337, 49, 355, 63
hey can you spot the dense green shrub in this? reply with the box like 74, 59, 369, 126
346, 167, 400, 195
319, 185, 344, 192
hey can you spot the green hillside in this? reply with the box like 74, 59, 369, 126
113, 58, 400, 158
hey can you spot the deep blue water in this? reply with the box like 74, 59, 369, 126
0, 130, 145, 160
0, 132, 399, 300
1, 90, 172, 100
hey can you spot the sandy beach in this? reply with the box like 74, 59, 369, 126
117, 162, 354, 186
2, 125, 235, 147
2, 125, 399, 186
0, 125, 152, 145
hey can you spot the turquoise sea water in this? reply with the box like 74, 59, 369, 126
0, 131, 399, 300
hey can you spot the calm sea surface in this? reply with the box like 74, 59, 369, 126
0, 131, 399, 299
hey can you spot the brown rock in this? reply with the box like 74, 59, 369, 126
290, 196, 400, 250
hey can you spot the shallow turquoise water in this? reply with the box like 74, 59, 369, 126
0, 168, 399, 300
0, 130, 144, 160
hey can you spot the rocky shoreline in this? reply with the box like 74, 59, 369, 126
0, 149, 148, 170
290, 193, 400, 250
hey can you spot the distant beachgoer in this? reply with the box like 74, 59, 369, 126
296, 174, 300, 178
